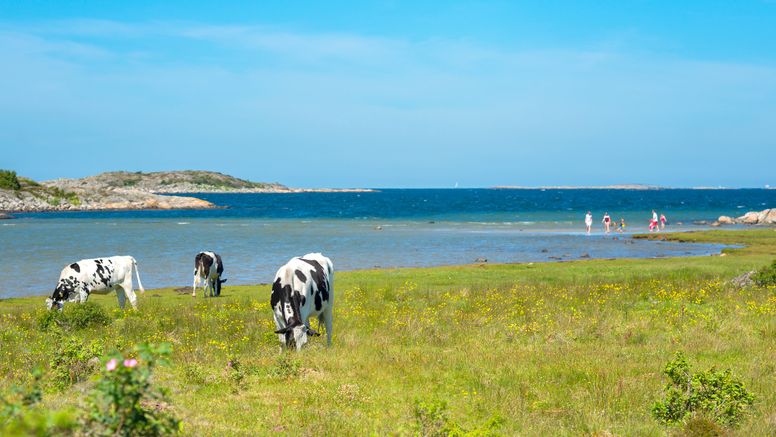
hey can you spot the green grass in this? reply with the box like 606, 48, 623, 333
1, 229, 775, 435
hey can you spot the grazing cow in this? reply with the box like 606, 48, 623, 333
271, 253, 334, 350
46, 256, 144, 310
193, 251, 226, 297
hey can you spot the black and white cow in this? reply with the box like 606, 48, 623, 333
193, 251, 225, 297
46, 256, 145, 310
271, 253, 334, 350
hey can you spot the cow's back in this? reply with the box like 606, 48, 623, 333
69, 256, 132, 293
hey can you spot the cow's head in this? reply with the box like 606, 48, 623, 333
45, 294, 64, 311
275, 316, 320, 351
46, 282, 76, 310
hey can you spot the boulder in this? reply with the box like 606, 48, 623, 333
717, 208, 775, 225
474, 257, 487, 263
739, 211, 761, 224
730, 270, 756, 288
764, 208, 776, 224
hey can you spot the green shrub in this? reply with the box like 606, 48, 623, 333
268, 354, 300, 379
39, 302, 112, 331
49, 337, 104, 390
413, 398, 503, 436
414, 399, 451, 436
63, 303, 112, 329
753, 260, 776, 287
83, 343, 180, 436
224, 358, 246, 393
652, 352, 755, 428
38, 310, 63, 331
0, 170, 21, 190
44, 187, 81, 207
181, 364, 208, 386
0, 368, 78, 436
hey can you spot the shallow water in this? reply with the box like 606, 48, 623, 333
2, 188, 772, 298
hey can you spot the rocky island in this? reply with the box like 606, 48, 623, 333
0, 170, 372, 213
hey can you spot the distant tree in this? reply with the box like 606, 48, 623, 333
0, 170, 21, 190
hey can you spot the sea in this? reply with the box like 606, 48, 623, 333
1, 189, 774, 299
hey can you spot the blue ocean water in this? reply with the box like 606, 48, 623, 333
2, 189, 773, 299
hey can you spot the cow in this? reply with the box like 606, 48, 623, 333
45, 256, 144, 310
193, 251, 226, 297
271, 253, 334, 350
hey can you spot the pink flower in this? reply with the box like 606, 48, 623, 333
106, 358, 118, 372
123, 358, 138, 368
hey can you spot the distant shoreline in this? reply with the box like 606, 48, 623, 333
492, 185, 773, 190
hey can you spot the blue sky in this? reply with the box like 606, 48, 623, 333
1, 1, 775, 187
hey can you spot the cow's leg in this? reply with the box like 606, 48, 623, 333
125, 288, 138, 309
215, 276, 221, 297
115, 286, 127, 309
192, 274, 198, 297
273, 312, 286, 346
120, 277, 138, 309
321, 305, 333, 346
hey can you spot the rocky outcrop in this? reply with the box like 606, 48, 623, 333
1, 172, 217, 212
0, 170, 373, 213
0, 183, 214, 212
45, 170, 288, 194
45, 171, 374, 194
716, 208, 776, 226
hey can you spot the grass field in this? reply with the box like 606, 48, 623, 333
1, 229, 775, 435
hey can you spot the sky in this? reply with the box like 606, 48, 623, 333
1, 1, 775, 188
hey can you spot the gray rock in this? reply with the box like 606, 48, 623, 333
717, 208, 776, 225
474, 257, 487, 263
580, 253, 591, 258
730, 270, 756, 288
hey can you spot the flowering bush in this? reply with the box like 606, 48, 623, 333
652, 352, 755, 427
83, 343, 180, 436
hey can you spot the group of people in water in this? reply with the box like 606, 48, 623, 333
584, 210, 667, 235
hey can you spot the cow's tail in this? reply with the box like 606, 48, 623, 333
132, 257, 145, 293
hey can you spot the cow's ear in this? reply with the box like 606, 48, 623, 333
275, 326, 293, 334
306, 327, 321, 337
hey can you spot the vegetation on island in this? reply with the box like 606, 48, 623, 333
0, 169, 82, 207
0, 170, 21, 191
0, 229, 775, 435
